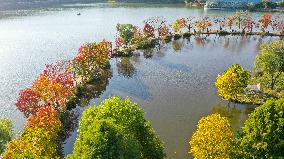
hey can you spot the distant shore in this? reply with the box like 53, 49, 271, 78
0, 0, 105, 11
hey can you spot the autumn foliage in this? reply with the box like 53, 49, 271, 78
27, 105, 61, 133
195, 19, 213, 32
227, 15, 236, 27
144, 23, 155, 38
190, 114, 234, 159
3, 106, 62, 159
172, 18, 187, 33
3, 127, 61, 159
7, 13, 284, 158
73, 40, 111, 82
215, 64, 250, 101
32, 74, 73, 111
144, 17, 167, 38
259, 13, 272, 32
10, 39, 112, 158
16, 61, 76, 117
243, 16, 254, 32
16, 88, 41, 117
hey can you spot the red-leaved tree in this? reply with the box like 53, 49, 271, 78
27, 105, 61, 133
259, 13, 272, 32
16, 88, 41, 118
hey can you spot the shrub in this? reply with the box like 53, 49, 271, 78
182, 32, 191, 38
68, 97, 165, 159
66, 95, 79, 110
218, 30, 230, 36
173, 34, 182, 40
189, 114, 234, 159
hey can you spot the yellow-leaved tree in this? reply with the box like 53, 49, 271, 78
189, 114, 233, 159
215, 64, 250, 102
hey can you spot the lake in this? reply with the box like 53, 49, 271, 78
0, 3, 283, 158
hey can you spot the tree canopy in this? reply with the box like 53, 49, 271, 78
3, 106, 61, 159
189, 114, 234, 159
255, 40, 284, 89
68, 96, 165, 159
235, 98, 284, 158
215, 64, 250, 101
68, 119, 142, 159
116, 24, 136, 47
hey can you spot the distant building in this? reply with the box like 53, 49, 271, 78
205, 0, 281, 9
206, 0, 280, 3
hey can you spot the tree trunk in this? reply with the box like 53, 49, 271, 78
270, 73, 281, 90
271, 79, 275, 90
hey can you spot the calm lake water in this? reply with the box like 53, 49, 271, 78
0, 3, 283, 158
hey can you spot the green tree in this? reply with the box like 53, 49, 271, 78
68, 96, 165, 159
215, 64, 251, 101
116, 24, 136, 47
0, 118, 12, 154
234, 99, 284, 158
189, 114, 234, 159
255, 40, 284, 90
68, 119, 142, 159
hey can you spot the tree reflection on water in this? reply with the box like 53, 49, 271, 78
172, 39, 184, 52
77, 69, 113, 107
211, 103, 256, 132
117, 57, 136, 78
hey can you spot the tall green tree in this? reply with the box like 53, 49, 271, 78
234, 99, 284, 158
255, 40, 284, 90
68, 96, 165, 159
215, 64, 250, 101
68, 119, 142, 159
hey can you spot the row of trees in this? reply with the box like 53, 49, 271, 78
215, 40, 284, 104
1, 40, 113, 158
189, 98, 284, 158
0, 26, 166, 157
114, 13, 284, 55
